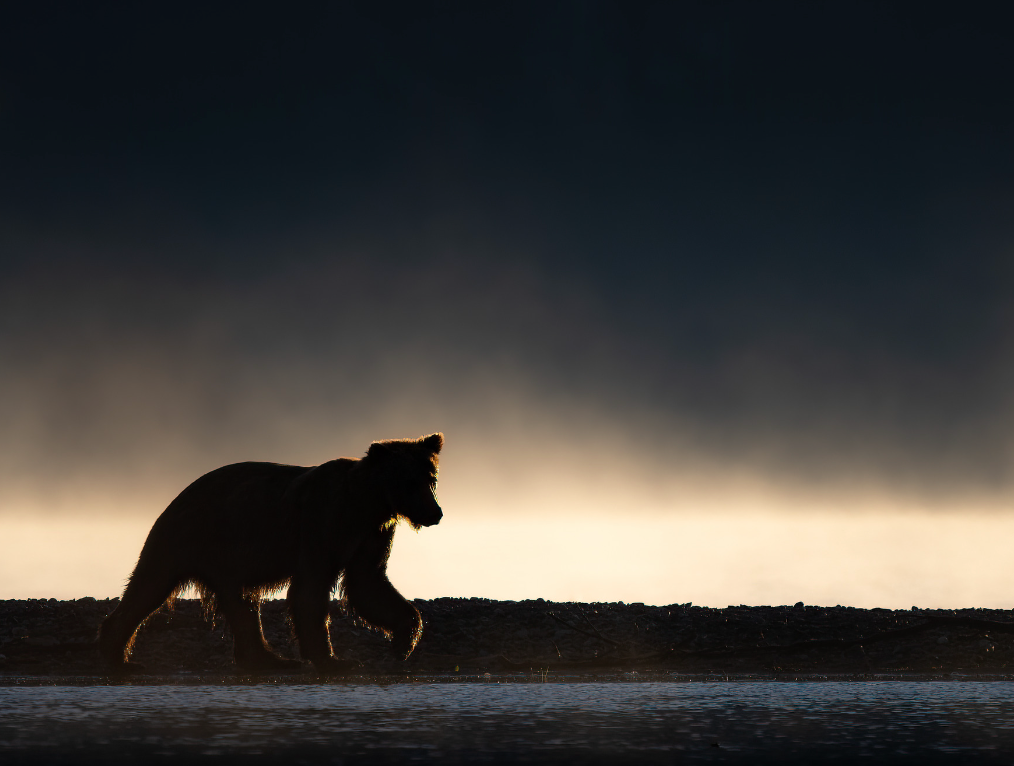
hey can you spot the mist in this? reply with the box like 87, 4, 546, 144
2, 220, 1012, 518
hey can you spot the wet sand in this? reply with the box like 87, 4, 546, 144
2, 597, 1014, 679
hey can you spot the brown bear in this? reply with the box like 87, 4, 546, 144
98, 433, 444, 674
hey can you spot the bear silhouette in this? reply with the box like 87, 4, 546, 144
99, 433, 444, 674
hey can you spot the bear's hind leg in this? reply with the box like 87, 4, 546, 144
99, 572, 181, 673
215, 587, 302, 671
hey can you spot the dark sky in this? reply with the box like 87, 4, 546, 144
2, 1, 1013, 512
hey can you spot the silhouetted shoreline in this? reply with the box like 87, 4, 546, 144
2, 598, 1013, 680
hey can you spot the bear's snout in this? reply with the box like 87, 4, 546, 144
409, 498, 442, 527
418, 506, 443, 526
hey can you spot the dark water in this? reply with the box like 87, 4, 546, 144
2, 680, 1013, 764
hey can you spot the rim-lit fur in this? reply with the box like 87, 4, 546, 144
98, 433, 444, 674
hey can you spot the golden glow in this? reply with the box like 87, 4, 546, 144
385, 510, 1014, 608
1, 516, 151, 600
3, 420, 1011, 608
4, 507, 1014, 608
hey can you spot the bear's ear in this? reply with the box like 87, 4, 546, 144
367, 441, 391, 460
420, 432, 444, 455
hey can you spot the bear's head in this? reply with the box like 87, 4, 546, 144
366, 433, 444, 529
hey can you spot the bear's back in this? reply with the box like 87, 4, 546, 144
155, 461, 314, 533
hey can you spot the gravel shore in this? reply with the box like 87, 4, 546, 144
2, 597, 1014, 679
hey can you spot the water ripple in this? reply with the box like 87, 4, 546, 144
2, 681, 1013, 763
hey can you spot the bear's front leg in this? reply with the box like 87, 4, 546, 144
344, 577, 422, 659
287, 573, 357, 675
343, 528, 424, 660
389, 605, 424, 660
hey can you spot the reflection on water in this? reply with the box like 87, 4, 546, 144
2, 681, 1014, 763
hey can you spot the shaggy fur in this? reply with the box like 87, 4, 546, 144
98, 433, 443, 674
